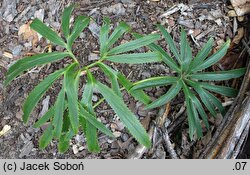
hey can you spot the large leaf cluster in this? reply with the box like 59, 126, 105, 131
5, 5, 162, 152
132, 25, 246, 139
5, 4, 246, 152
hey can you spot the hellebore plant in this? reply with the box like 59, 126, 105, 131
5, 5, 162, 152
4, 5, 246, 152
132, 25, 246, 139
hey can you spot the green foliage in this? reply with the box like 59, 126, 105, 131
5, 5, 160, 153
132, 26, 246, 140
4, 4, 245, 152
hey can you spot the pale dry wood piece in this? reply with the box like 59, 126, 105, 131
160, 3, 190, 18
214, 97, 250, 159
230, 0, 250, 16
163, 125, 178, 159
231, 120, 250, 158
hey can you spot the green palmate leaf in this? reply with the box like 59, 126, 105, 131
23, 68, 65, 123
5, 52, 69, 86
190, 68, 246, 81
61, 4, 74, 39
117, 73, 151, 104
64, 63, 80, 134
52, 87, 65, 139
30, 19, 66, 47
39, 124, 53, 149
146, 81, 182, 109
79, 104, 114, 138
67, 16, 90, 48
95, 81, 151, 148
80, 71, 100, 152
106, 52, 161, 64
34, 106, 55, 128
108, 34, 160, 55
200, 82, 238, 97
132, 32, 180, 72
157, 24, 181, 64
100, 17, 111, 56
189, 38, 214, 72
98, 63, 122, 97
106, 22, 130, 49
58, 129, 74, 153
131, 76, 178, 91
192, 40, 230, 72
180, 28, 192, 72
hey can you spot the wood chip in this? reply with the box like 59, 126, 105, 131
232, 27, 244, 44
0, 125, 11, 137
3, 52, 13, 59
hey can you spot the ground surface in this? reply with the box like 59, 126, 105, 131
0, 0, 247, 158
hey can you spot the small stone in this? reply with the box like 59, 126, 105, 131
72, 145, 79, 154
34, 9, 45, 21
24, 42, 32, 48
16, 110, 23, 120
88, 22, 100, 38
113, 131, 122, 138
215, 18, 222, 26
75, 134, 85, 144
121, 133, 129, 141
79, 146, 85, 151
80, 32, 86, 38
92, 95, 98, 102
88, 53, 99, 61
55, 45, 64, 51
12, 45, 23, 56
